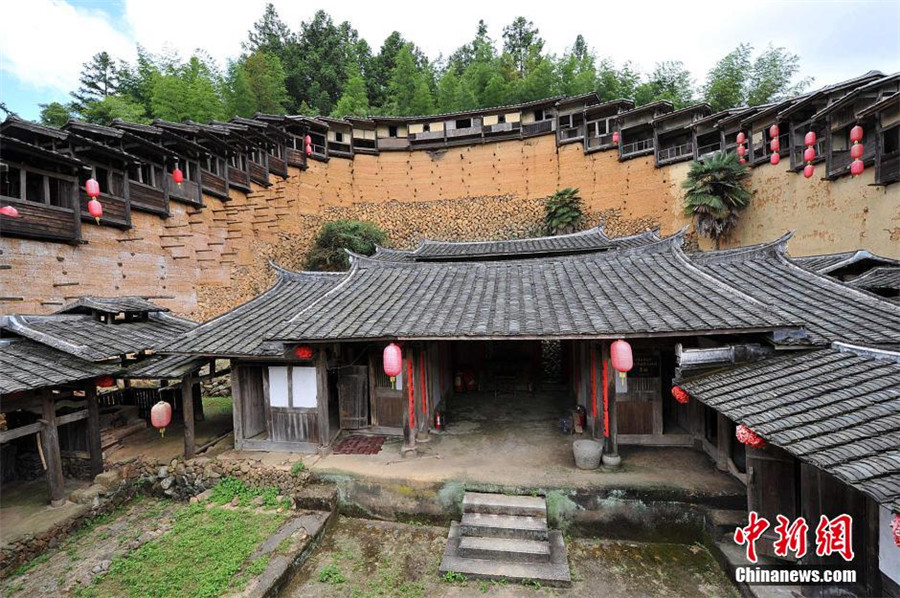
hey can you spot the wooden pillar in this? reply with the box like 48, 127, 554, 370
715, 413, 730, 471
601, 342, 619, 464
402, 352, 416, 453
182, 372, 195, 459
85, 384, 103, 478
231, 364, 244, 450
316, 348, 330, 452
40, 389, 66, 507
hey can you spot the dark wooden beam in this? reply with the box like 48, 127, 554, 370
85, 384, 103, 478
182, 373, 195, 458
40, 389, 66, 506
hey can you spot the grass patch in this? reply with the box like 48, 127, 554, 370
202, 396, 232, 416
75, 502, 285, 598
318, 563, 346, 584
290, 461, 306, 476
11, 553, 49, 577
209, 476, 288, 509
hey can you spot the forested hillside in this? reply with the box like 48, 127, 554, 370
31, 4, 811, 126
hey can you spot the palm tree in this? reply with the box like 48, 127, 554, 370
544, 188, 584, 235
682, 152, 753, 248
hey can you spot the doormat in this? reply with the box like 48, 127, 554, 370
333, 435, 386, 455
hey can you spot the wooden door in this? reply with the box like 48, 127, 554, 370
747, 444, 799, 559
370, 359, 405, 429
615, 351, 661, 436
339, 366, 368, 430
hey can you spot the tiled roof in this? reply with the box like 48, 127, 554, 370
2, 312, 195, 362
790, 250, 899, 275
123, 353, 210, 379
271, 235, 790, 342
56, 296, 169, 315
160, 267, 345, 356
692, 237, 900, 346
370, 227, 661, 262
848, 267, 900, 292
0, 338, 120, 394
682, 343, 900, 512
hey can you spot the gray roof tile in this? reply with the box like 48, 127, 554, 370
848, 267, 900, 291
56, 296, 169, 315
0, 338, 120, 394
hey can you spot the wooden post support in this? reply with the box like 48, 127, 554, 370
40, 389, 66, 506
182, 373, 196, 459
402, 353, 416, 453
85, 384, 103, 478
601, 342, 620, 466
716, 413, 731, 472
315, 348, 330, 453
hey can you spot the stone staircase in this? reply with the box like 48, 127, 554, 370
440, 491, 571, 587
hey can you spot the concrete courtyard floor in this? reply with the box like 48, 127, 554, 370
222, 391, 743, 500
282, 516, 740, 598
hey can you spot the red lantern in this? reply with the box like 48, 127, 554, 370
769, 138, 780, 152
736, 132, 746, 144
305, 144, 312, 156
804, 131, 817, 147
172, 167, 184, 186
383, 343, 402, 388
294, 345, 313, 360
87, 198, 103, 224
96, 375, 116, 388
612, 131, 620, 145
736, 145, 746, 157
150, 401, 173, 438
770, 152, 780, 165
671, 386, 690, 405
85, 178, 100, 198
736, 424, 766, 448
803, 164, 815, 178
850, 159, 865, 177
891, 513, 900, 549
0, 205, 19, 218
804, 147, 816, 163
738, 158, 746, 165
610, 340, 633, 373
850, 125, 863, 143
304, 135, 312, 146
850, 143, 864, 160
769, 124, 779, 138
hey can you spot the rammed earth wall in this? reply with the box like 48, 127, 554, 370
1, 134, 897, 318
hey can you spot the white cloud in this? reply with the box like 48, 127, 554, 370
0, 0, 134, 93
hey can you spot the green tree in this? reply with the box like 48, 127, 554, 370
244, 51, 288, 114
245, 3, 293, 57
682, 152, 753, 247
117, 45, 160, 118
558, 35, 597, 96
544, 188, 584, 235
386, 44, 434, 115
502, 17, 544, 79
80, 95, 148, 124
747, 45, 812, 106
703, 44, 752, 111
332, 63, 370, 117
39, 102, 75, 127
305, 220, 388, 271
369, 32, 407, 110
436, 68, 462, 113
225, 61, 256, 118
150, 54, 225, 122
635, 61, 694, 108
70, 51, 121, 112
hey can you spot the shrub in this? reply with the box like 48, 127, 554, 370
682, 152, 752, 247
544, 188, 584, 235
304, 220, 388, 271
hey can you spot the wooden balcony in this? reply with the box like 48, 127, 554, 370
228, 167, 251, 192
586, 132, 615, 152
484, 122, 521, 136
409, 130, 445, 142
128, 180, 168, 216
249, 161, 269, 186
79, 190, 130, 228
656, 141, 694, 165
620, 138, 654, 159
558, 126, 584, 143
522, 120, 555, 137
351, 138, 378, 154
285, 147, 307, 169
877, 153, 900, 185
327, 141, 352, 158
377, 138, 409, 151
446, 126, 482, 139
201, 170, 229, 200
826, 145, 875, 179
0, 196, 81, 244
789, 138, 826, 170
268, 154, 288, 178
167, 175, 202, 206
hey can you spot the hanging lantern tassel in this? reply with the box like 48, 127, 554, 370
849, 125, 864, 177
150, 401, 173, 439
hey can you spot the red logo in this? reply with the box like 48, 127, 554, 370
815, 514, 855, 562
773, 515, 808, 559
734, 511, 770, 563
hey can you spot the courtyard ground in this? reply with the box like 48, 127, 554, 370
281, 516, 740, 598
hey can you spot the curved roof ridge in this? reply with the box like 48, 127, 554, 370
286, 257, 362, 324
415, 225, 609, 250
692, 232, 794, 265
268, 260, 348, 282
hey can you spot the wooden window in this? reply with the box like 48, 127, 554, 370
110, 171, 125, 196
334, 131, 344, 143
456, 118, 472, 129
0, 163, 22, 199
48, 178, 69, 208
25, 171, 45, 203
205, 155, 220, 175
267, 365, 318, 408
498, 114, 506, 124
388, 125, 398, 137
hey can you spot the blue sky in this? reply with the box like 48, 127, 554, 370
2, 0, 899, 121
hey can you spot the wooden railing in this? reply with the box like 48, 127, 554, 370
249, 161, 269, 185
446, 126, 482, 138
285, 147, 307, 168
376, 138, 410, 150
167, 175, 201, 206
559, 126, 583, 141
328, 141, 352, 156
228, 166, 251, 190
827, 145, 876, 178
879, 153, 900, 185
128, 180, 168, 215
100, 387, 180, 419
484, 122, 520, 135
79, 190, 130, 228
790, 138, 826, 167
351, 138, 378, 152
409, 130, 445, 142
268, 155, 288, 177
657, 142, 693, 163
0, 196, 80, 243
586, 132, 615, 149
696, 142, 721, 158
201, 170, 228, 199
522, 120, 554, 136
621, 138, 654, 157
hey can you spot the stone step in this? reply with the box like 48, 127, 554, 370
460, 512, 548, 541
463, 491, 546, 518
441, 523, 570, 587
707, 509, 748, 542
458, 536, 551, 564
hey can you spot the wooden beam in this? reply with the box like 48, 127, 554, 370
231, 363, 244, 449
182, 372, 195, 459
315, 348, 330, 451
85, 385, 103, 478
55, 409, 89, 426
40, 389, 66, 506
0, 421, 45, 443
